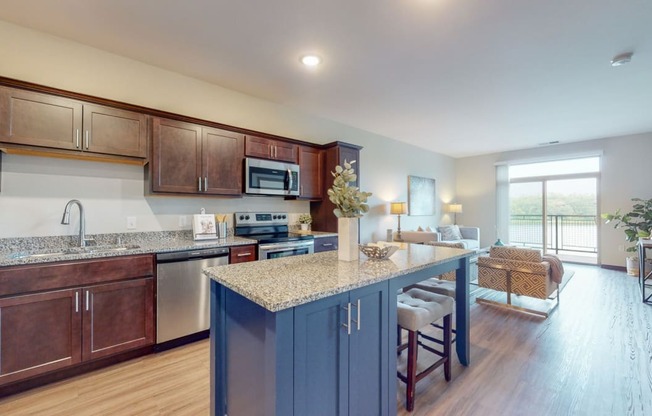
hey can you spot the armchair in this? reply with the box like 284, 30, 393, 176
477, 246, 562, 318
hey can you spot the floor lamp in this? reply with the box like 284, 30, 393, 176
448, 203, 463, 225
390, 202, 408, 240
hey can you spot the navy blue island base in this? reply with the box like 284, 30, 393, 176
206, 246, 471, 416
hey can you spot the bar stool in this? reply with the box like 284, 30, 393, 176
397, 288, 454, 412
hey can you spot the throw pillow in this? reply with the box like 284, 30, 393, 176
426, 226, 433, 232
417, 226, 424, 231
438, 225, 463, 241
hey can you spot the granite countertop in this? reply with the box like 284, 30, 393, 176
204, 244, 472, 312
0, 231, 257, 267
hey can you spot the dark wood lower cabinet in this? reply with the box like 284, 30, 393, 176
83, 278, 154, 361
0, 256, 155, 391
0, 289, 81, 386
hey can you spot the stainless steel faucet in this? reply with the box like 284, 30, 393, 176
61, 199, 93, 247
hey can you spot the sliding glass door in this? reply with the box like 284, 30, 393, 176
507, 157, 600, 264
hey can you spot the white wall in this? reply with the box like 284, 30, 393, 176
0, 20, 456, 241
456, 133, 652, 268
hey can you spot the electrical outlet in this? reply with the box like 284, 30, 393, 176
127, 216, 137, 230
178, 215, 187, 227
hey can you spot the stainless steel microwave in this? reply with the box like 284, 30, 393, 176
245, 158, 300, 196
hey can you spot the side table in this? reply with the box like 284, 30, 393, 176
638, 239, 652, 304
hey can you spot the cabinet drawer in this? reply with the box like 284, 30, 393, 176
314, 236, 338, 253
230, 245, 257, 263
0, 255, 155, 297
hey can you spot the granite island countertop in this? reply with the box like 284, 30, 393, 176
204, 244, 472, 312
0, 231, 257, 267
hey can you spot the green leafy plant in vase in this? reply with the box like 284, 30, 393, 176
602, 197, 652, 275
327, 160, 372, 261
298, 214, 312, 231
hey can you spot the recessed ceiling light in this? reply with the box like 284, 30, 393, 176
300, 55, 322, 67
611, 52, 633, 67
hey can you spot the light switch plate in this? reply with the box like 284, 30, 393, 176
127, 216, 137, 230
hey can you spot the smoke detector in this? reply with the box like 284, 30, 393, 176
611, 52, 633, 67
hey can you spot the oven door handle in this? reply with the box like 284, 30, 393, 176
259, 241, 313, 251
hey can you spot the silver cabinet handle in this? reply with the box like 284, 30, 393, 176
237, 252, 252, 257
198, 177, 202, 192
75, 291, 79, 313
351, 299, 360, 331
85, 290, 90, 311
76, 129, 80, 148
274, 145, 277, 159
322, 243, 333, 247
269, 145, 273, 159
342, 302, 352, 335
85, 130, 90, 149
204, 177, 208, 191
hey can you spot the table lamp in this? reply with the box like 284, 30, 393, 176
448, 203, 463, 225
390, 202, 408, 240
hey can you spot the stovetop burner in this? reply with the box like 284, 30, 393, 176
234, 212, 314, 244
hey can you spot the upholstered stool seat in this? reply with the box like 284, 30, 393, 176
410, 278, 456, 298
396, 288, 454, 411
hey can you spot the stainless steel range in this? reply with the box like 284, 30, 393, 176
234, 212, 314, 259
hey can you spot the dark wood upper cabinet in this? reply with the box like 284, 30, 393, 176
310, 142, 362, 233
151, 118, 202, 194
245, 135, 298, 163
0, 86, 82, 151
151, 117, 244, 196
83, 104, 147, 158
298, 145, 323, 200
202, 126, 244, 195
0, 87, 148, 159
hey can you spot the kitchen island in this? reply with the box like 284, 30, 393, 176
204, 244, 472, 416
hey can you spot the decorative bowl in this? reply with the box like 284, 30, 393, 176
358, 244, 398, 259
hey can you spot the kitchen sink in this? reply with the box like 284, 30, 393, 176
8, 244, 141, 260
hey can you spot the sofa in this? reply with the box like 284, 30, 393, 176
395, 225, 480, 250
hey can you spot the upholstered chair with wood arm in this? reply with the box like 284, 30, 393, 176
477, 246, 562, 318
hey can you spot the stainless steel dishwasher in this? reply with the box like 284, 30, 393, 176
156, 247, 229, 345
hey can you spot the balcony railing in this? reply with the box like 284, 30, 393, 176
509, 214, 597, 254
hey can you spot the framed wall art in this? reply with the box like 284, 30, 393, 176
407, 175, 436, 216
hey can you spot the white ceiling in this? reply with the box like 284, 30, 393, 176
1, 0, 651, 158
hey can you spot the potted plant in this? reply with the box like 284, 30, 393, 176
602, 197, 652, 275
327, 160, 372, 261
298, 214, 312, 231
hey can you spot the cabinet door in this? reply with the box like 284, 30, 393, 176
294, 292, 350, 415
298, 145, 323, 199
202, 127, 244, 195
83, 104, 148, 158
273, 140, 298, 163
229, 245, 257, 263
0, 289, 81, 386
0, 87, 82, 151
151, 118, 202, 193
82, 278, 154, 361
314, 236, 338, 253
348, 282, 389, 416
244, 135, 273, 159
245, 135, 298, 163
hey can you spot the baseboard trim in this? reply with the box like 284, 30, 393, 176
601, 264, 627, 272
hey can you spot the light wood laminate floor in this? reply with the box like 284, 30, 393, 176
1, 265, 651, 415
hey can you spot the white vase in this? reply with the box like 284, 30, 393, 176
338, 217, 359, 261
300, 223, 309, 231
